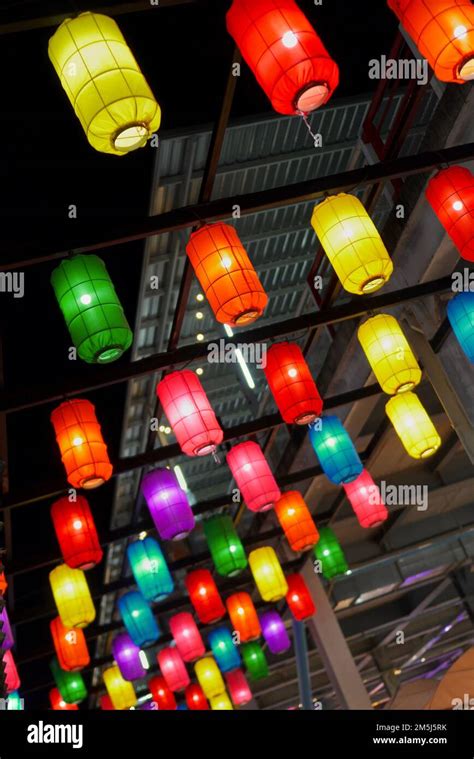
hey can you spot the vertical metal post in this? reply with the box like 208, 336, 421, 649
292, 619, 313, 710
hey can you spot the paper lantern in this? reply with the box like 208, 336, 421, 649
0, 605, 14, 650
51, 495, 103, 570
0, 572, 7, 596
249, 546, 288, 602
311, 194, 393, 295
210, 691, 234, 710
208, 626, 241, 673
103, 664, 136, 710
3, 650, 20, 694
225, 669, 253, 706
274, 491, 319, 551
195, 656, 226, 699
260, 610, 291, 654
314, 526, 348, 579
185, 683, 209, 710
386, 392, 441, 459
50, 657, 87, 704
50, 616, 90, 671
148, 676, 177, 710
127, 536, 174, 602
140, 700, 158, 710
227, 441, 280, 513
387, 0, 474, 83
100, 694, 115, 710
141, 468, 195, 542
169, 612, 205, 662
226, 0, 339, 114
156, 370, 223, 456
51, 399, 113, 489
241, 642, 268, 681
447, 291, 474, 362
157, 647, 190, 692
185, 569, 226, 624
48, 11, 161, 155
426, 166, 474, 262
357, 314, 422, 394
226, 592, 261, 642
177, 702, 188, 710
263, 342, 323, 424
49, 564, 96, 628
285, 574, 315, 621
203, 514, 247, 577
112, 633, 146, 681
343, 470, 389, 528
118, 591, 160, 647
309, 416, 363, 484
5, 691, 23, 710
50, 688, 79, 710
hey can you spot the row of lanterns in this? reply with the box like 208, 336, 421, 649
1, 570, 22, 700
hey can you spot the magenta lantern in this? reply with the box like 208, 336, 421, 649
169, 612, 205, 662
141, 468, 195, 541
226, 441, 281, 512
157, 646, 190, 692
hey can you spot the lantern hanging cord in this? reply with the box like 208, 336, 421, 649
297, 110, 322, 149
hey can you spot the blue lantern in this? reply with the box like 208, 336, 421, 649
447, 292, 474, 363
309, 416, 363, 485
127, 537, 174, 602
118, 591, 160, 648
208, 626, 241, 673
177, 702, 189, 710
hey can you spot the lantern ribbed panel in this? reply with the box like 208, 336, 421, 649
50, 687, 79, 710
50, 616, 90, 671
100, 694, 115, 710
0, 606, 14, 650
309, 416, 363, 484
314, 527, 348, 579
156, 370, 223, 456
141, 468, 195, 541
127, 537, 174, 602
249, 546, 288, 602
260, 611, 291, 654
118, 591, 160, 647
386, 392, 442, 459
311, 194, 393, 295
50, 656, 87, 704
203, 514, 247, 577
103, 665, 136, 710
169, 612, 205, 662
263, 342, 323, 424
285, 574, 316, 621
225, 669, 253, 706
148, 676, 177, 710
185, 569, 226, 624
51, 399, 112, 490
447, 292, 474, 362
343, 470, 389, 528
274, 491, 319, 551
48, 12, 161, 155
185, 683, 209, 710
357, 314, 422, 394
226, 441, 280, 513
157, 647, 190, 691
195, 656, 226, 699
208, 626, 242, 673
210, 691, 234, 710
51, 495, 103, 570
241, 642, 268, 680
49, 564, 96, 629
186, 223, 268, 326
426, 166, 474, 261
3, 651, 20, 694
112, 633, 146, 681
226, 592, 261, 642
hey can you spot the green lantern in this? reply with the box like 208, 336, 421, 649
241, 642, 268, 681
6, 691, 23, 710
203, 514, 247, 577
313, 526, 349, 580
51, 254, 133, 364
50, 657, 87, 704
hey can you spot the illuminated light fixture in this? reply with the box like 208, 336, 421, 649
156, 370, 223, 456
51, 495, 103, 570
169, 612, 205, 662
274, 491, 319, 552
447, 292, 474, 362
208, 626, 241, 673
196, 367, 204, 375
224, 324, 234, 337
174, 464, 189, 491
311, 194, 393, 295
343, 470, 389, 528
285, 574, 316, 621
309, 416, 363, 485
387, 0, 474, 82
203, 514, 247, 577
50, 688, 79, 710
196, 293, 204, 302
226, 592, 261, 642
260, 611, 291, 654
425, 166, 474, 261
235, 348, 256, 389
185, 683, 209, 710
196, 333, 205, 342
103, 665, 136, 710
185, 569, 226, 625
227, 441, 281, 513
50, 656, 87, 704
263, 342, 323, 424
99, 694, 115, 710
3, 650, 20, 693
226, 0, 339, 114
49, 564, 96, 628
210, 691, 234, 710
186, 222, 268, 326
48, 12, 161, 155
126, 536, 174, 603
148, 676, 177, 710
313, 526, 349, 579
248, 546, 288, 602
112, 633, 146, 681
51, 255, 133, 364
118, 590, 160, 647
196, 311, 204, 320
385, 392, 442, 459
241, 642, 268, 681
225, 669, 253, 706
195, 656, 226, 700
157, 647, 190, 692
141, 468, 195, 541
50, 399, 112, 489
50, 616, 90, 671
0, 606, 14, 650
357, 314, 422, 394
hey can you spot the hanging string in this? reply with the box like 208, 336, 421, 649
297, 110, 321, 148
212, 450, 221, 465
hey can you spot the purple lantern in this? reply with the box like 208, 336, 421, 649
260, 611, 291, 655
111, 633, 147, 681
140, 700, 158, 711
0, 605, 14, 650
141, 468, 195, 541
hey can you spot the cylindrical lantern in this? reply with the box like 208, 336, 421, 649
226, 0, 339, 114
51, 255, 133, 364
343, 470, 389, 528
388, 0, 474, 83
48, 12, 161, 155
309, 416, 363, 484
227, 441, 281, 513
51, 495, 103, 570
118, 591, 160, 648
5, 691, 23, 710
127, 536, 174, 602
249, 546, 288, 602
195, 656, 226, 699
112, 633, 146, 681
185, 569, 226, 624
241, 642, 268, 681
99, 694, 115, 710
286, 574, 315, 621
157, 647, 190, 692
169, 612, 205, 662
186, 222, 268, 326
3, 650, 20, 694
447, 291, 474, 362
260, 611, 291, 654
225, 669, 253, 707
274, 491, 319, 551
226, 592, 261, 642
148, 676, 177, 710
385, 392, 442, 459
208, 626, 241, 673
426, 166, 474, 262
50, 688, 79, 710
141, 468, 195, 541
50, 657, 87, 704
49, 564, 96, 628
50, 399, 113, 489
103, 665, 136, 710
0, 571, 7, 596
140, 700, 158, 711
357, 314, 422, 394
156, 370, 223, 457
311, 194, 393, 295
50, 616, 90, 671
203, 514, 247, 577
177, 702, 188, 710
185, 683, 209, 710
210, 691, 234, 710
314, 526, 348, 579
263, 342, 323, 425
0, 605, 14, 650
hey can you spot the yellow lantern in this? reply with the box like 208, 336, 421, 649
103, 665, 136, 710
357, 314, 422, 395
49, 564, 96, 629
194, 656, 225, 700
248, 546, 288, 603
311, 194, 393, 295
48, 12, 161, 155
210, 691, 234, 711
385, 392, 441, 459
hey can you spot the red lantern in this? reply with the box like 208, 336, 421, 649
226, 0, 339, 114
226, 441, 280, 513
169, 612, 205, 662
3, 650, 20, 693
185, 569, 226, 624
157, 647, 190, 692
50, 688, 79, 710
286, 574, 315, 620
50, 616, 90, 671
51, 495, 103, 570
225, 669, 253, 706
342, 470, 388, 528
99, 694, 115, 710
274, 491, 319, 551
426, 165, 474, 262
148, 676, 177, 710
156, 370, 223, 456
226, 592, 261, 642
185, 683, 209, 710
264, 342, 323, 425
0, 571, 7, 596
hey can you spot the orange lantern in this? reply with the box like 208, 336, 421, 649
226, 592, 261, 642
0, 571, 7, 596
274, 491, 319, 551
50, 616, 90, 671
51, 495, 103, 570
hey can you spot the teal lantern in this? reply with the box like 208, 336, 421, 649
118, 590, 160, 647
208, 626, 241, 673
127, 537, 174, 602
6, 691, 23, 710
50, 657, 87, 704
447, 292, 474, 363
203, 515, 247, 577
313, 526, 349, 579
241, 642, 268, 681
309, 416, 363, 484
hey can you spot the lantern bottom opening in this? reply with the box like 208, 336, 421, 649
113, 123, 149, 152
96, 345, 124, 363
233, 309, 261, 326
81, 476, 105, 489
194, 443, 216, 456
171, 530, 192, 541
396, 381, 416, 394
459, 57, 474, 81
294, 82, 329, 113
420, 446, 437, 459
294, 411, 319, 425
361, 276, 386, 293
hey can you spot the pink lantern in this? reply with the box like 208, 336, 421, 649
157, 647, 190, 692
343, 470, 388, 528
3, 650, 20, 693
226, 441, 280, 513
169, 612, 205, 662
225, 668, 253, 706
